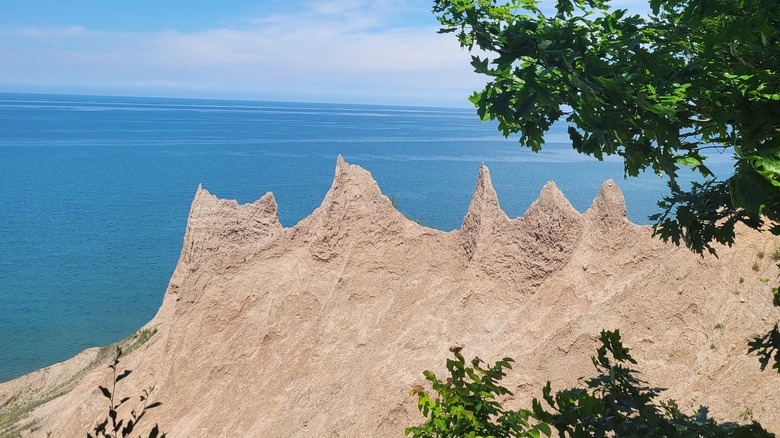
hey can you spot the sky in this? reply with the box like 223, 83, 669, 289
0, 0, 650, 107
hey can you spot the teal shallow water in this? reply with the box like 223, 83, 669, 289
0, 93, 731, 382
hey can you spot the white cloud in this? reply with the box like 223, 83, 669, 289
1, 0, 659, 105
0, 1, 487, 105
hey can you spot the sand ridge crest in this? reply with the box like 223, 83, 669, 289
6, 158, 780, 437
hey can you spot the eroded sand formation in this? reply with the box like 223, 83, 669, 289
3, 157, 779, 436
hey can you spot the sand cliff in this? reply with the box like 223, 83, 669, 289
3, 156, 780, 436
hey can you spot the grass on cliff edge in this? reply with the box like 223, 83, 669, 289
0, 327, 157, 437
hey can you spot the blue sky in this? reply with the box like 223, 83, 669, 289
0, 0, 649, 107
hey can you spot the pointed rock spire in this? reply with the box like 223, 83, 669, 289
299, 156, 403, 261
320, 155, 386, 208
182, 186, 281, 265
584, 179, 628, 228
460, 164, 509, 260
522, 181, 580, 223
334, 154, 349, 180
466, 164, 505, 221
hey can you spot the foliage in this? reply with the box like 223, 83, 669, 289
1, 329, 163, 437
0, 390, 69, 437
432, 0, 780, 371
131, 327, 157, 348
432, 0, 780, 253
532, 330, 772, 436
405, 345, 550, 437
88, 347, 165, 438
407, 332, 774, 437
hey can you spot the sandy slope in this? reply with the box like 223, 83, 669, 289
5, 157, 779, 436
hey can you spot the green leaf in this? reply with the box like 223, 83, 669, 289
747, 153, 780, 187
471, 56, 491, 74
676, 156, 702, 170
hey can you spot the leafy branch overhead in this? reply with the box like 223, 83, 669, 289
432, 0, 780, 255
432, 0, 780, 372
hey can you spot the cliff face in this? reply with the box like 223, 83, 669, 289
13, 157, 780, 436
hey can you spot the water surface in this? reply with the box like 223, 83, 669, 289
0, 93, 731, 382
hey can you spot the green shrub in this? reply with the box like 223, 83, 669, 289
405, 346, 549, 438
408, 331, 772, 437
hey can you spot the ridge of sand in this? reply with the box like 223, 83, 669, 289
3, 157, 779, 436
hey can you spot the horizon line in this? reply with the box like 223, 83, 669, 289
0, 89, 477, 111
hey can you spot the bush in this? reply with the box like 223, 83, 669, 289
407, 331, 773, 437
405, 346, 548, 438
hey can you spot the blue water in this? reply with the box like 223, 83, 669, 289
0, 93, 733, 382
